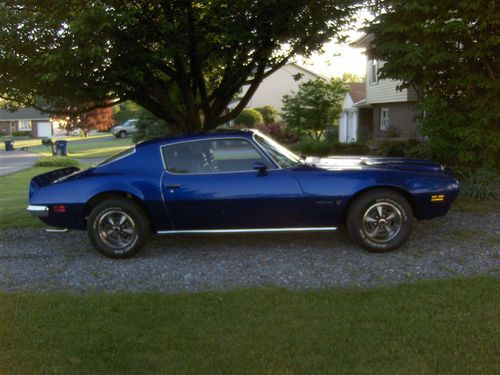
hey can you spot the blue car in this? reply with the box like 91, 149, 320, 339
27, 130, 459, 258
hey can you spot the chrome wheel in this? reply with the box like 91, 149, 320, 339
362, 202, 402, 243
97, 210, 136, 249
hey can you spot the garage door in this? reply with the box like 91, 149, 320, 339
37, 122, 52, 137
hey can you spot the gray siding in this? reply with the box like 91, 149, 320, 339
372, 102, 420, 141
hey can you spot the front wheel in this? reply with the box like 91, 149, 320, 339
118, 130, 127, 138
87, 198, 151, 258
347, 189, 414, 252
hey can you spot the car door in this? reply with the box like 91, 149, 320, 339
160, 137, 306, 230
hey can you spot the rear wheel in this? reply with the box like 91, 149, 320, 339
118, 130, 127, 138
87, 198, 151, 258
347, 189, 414, 252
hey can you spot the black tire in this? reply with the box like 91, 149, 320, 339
119, 130, 127, 138
87, 198, 151, 258
347, 189, 414, 252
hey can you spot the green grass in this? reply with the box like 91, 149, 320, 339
451, 195, 500, 213
0, 277, 498, 374
0, 133, 111, 149
29, 137, 134, 159
0, 167, 56, 229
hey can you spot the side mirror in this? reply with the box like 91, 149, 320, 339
253, 161, 268, 175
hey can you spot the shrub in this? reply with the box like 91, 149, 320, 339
376, 140, 431, 159
255, 105, 278, 124
457, 168, 499, 201
12, 131, 30, 137
234, 108, 263, 128
332, 142, 371, 156
133, 109, 170, 142
256, 122, 299, 144
34, 157, 80, 168
292, 138, 332, 156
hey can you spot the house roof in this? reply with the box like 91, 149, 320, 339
350, 33, 374, 49
0, 107, 50, 120
347, 82, 366, 103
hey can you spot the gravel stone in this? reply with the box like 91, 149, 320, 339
0, 211, 498, 292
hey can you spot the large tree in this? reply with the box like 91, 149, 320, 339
367, 0, 499, 171
0, 0, 359, 132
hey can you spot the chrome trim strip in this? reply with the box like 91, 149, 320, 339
157, 227, 337, 234
45, 228, 68, 233
26, 205, 49, 217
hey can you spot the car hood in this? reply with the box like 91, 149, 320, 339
305, 156, 445, 174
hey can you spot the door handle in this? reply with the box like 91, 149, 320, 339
165, 183, 182, 189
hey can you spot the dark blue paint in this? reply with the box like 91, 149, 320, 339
28, 130, 459, 231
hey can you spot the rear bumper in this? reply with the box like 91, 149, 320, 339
27, 205, 49, 217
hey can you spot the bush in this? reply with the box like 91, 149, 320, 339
332, 142, 371, 156
34, 157, 80, 168
234, 108, 263, 128
12, 131, 30, 137
457, 168, 499, 201
256, 122, 299, 144
292, 138, 332, 156
376, 140, 431, 159
133, 109, 170, 142
255, 105, 278, 124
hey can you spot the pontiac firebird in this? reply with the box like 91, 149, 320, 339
27, 130, 459, 258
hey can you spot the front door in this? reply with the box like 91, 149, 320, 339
161, 137, 305, 230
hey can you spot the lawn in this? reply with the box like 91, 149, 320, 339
0, 277, 498, 374
0, 133, 111, 150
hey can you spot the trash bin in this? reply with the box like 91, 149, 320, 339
41, 137, 52, 146
54, 140, 68, 156
4, 140, 14, 151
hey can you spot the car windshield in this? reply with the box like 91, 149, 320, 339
253, 132, 302, 168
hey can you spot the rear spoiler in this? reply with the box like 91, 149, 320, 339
29, 167, 80, 200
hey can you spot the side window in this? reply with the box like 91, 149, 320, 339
162, 139, 270, 174
380, 108, 390, 131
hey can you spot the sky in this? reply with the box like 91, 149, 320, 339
295, 10, 373, 78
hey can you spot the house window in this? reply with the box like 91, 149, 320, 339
380, 108, 389, 131
370, 59, 378, 85
18, 120, 32, 131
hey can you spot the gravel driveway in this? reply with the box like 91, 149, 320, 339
0, 211, 498, 292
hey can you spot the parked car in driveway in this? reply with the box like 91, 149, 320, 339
27, 129, 459, 258
110, 119, 139, 138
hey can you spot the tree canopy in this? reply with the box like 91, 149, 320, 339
367, 0, 499, 171
282, 78, 348, 140
0, 0, 359, 132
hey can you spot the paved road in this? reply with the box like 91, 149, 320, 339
0, 150, 40, 176
0, 211, 498, 292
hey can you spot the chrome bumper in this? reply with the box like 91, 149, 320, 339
27, 205, 49, 217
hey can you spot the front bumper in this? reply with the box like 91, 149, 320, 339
27, 205, 49, 217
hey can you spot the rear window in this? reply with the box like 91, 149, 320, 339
97, 147, 135, 166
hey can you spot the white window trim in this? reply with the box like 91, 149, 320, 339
18, 120, 32, 131
380, 108, 390, 131
370, 59, 378, 85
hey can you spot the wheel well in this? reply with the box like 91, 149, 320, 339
342, 186, 416, 224
83, 191, 152, 229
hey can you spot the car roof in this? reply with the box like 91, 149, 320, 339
136, 129, 256, 149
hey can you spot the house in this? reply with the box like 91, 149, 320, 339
340, 34, 420, 144
0, 108, 54, 137
338, 82, 372, 143
229, 63, 321, 113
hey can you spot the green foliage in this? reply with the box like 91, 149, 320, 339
292, 138, 332, 156
255, 105, 278, 124
376, 140, 431, 159
234, 108, 263, 128
282, 78, 348, 140
367, 0, 500, 172
0, 1, 358, 132
341, 72, 365, 83
457, 168, 499, 201
34, 157, 80, 168
133, 109, 170, 142
255, 122, 300, 144
11, 131, 30, 137
113, 101, 141, 125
